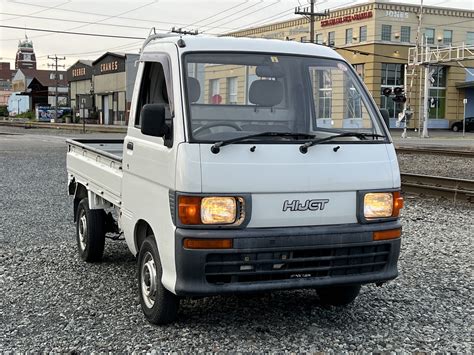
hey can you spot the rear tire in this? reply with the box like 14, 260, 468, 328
316, 285, 361, 306
76, 198, 106, 262
138, 236, 179, 325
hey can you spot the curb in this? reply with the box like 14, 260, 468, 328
0, 120, 127, 133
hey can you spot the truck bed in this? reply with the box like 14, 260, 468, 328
66, 139, 124, 207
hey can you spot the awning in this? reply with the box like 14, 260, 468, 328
455, 80, 474, 89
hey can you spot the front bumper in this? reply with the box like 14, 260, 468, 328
174, 221, 401, 296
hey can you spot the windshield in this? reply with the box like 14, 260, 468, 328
184, 52, 385, 143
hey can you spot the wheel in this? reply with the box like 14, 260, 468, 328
452, 124, 460, 132
316, 285, 361, 306
138, 236, 179, 325
76, 198, 106, 262
193, 121, 242, 136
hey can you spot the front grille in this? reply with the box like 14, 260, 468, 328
205, 243, 391, 284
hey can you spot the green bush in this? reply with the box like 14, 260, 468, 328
16, 110, 35, 120
0, 105, 8, 117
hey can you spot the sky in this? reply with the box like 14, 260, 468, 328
0, 0, 473, 70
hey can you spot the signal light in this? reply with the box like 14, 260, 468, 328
382, 87, 392, 97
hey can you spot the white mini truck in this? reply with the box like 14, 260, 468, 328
67, 34, 404, 324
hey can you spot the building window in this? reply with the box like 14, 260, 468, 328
353, 64, 364, 81
59, 74, 63, 80
209, 79, 220, 104
359, 26, 367, 42
227, 77, 238, 104
328, 31, 335, 47
467, 32, 474, 45
400, 26, 411, 43
382, 25, 392, 41
443, 30, 452, 45
429, 66, 446, 119
425, 28, 435, 44
380, 63, 404, 119
49, 73, 55, 79
345, 28, 353, 44
315, 33, 323, 44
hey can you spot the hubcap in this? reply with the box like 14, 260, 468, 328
141, 251, 157, 308
78, 210, 87, 251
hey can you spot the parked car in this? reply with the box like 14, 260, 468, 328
451, 117, 474, 132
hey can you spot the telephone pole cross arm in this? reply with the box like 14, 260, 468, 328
295, 0, 329, 43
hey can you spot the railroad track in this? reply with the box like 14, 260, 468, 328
401, 173, 474, 202
396, 147, 474, 158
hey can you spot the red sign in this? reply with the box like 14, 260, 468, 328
321, 11, 373, 27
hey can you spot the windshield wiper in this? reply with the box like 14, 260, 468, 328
299, 132, 386, 154
210, 132, 316, 154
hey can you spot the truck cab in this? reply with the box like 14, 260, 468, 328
67, 34, 403, 324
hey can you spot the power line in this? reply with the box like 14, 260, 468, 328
200, 0, 269, 32
0, 24, 146, 40
6, 0, 236, 31
22, 1, 159, 41
184, 0, 250, 29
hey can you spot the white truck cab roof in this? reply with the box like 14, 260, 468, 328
142, 34, 346, 60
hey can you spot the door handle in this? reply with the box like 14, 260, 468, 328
127, 141, 134, 150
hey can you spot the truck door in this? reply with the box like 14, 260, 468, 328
121, 51, 179, 290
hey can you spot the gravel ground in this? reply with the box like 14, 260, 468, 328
1, 130, 473, 352
397, 152, 474, 180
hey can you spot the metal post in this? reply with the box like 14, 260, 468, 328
463, 98, 467, 137
310, 0, 315, 44
422, 65, 430, 138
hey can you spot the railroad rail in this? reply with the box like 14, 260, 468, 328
396, 147, 474, 158
401, 173, 474, 202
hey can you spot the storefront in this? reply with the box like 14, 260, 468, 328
92, 52, 139, 125
229, 0, 474, 129
67, 60, 94, 121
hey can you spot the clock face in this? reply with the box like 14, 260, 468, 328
24, 54, 31, 61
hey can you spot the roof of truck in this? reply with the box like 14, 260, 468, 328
142, 34, 345, 61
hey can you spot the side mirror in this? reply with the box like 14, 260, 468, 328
379, 108, 390, 128
140, 104, 169, 137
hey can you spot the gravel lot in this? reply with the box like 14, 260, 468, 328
397, 152, 474, 180
1, 128, 472, 352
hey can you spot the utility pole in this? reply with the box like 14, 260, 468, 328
47, 55, 65, 122
295, 1, 329, 43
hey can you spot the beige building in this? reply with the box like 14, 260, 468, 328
228, 0, 474, 129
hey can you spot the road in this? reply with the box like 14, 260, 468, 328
0, 127, 472, 352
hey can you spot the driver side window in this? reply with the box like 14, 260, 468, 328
135, 61, 172, 128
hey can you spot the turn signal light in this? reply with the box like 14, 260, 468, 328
178, 196, 201, 225
373, 228, 401, 241
392, 191, 404, 217
183, 238, 233, 249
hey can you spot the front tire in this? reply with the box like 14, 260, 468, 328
138, 236, 179, 325
452, 124, 460, 132
76, 198, 106, 262
316, 285, 361, 306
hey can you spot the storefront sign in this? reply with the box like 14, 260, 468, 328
72, 67, 87, 77
385, 10, 409, 20
100, 61, 119, 73
321, 11, 373, 27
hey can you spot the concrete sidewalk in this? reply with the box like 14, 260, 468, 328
0, 119, 127, 133
1, 119, 472, 149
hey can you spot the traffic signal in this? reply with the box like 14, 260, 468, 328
392, 87, 406, 103
382, 87, 392, 97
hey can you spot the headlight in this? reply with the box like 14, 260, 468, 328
201, 197, 236, 224
178, 195, 244, 225
364, 191, 403, 219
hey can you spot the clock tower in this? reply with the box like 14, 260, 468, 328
15, 35, 37, 70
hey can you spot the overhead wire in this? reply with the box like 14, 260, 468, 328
5, 0, 236, 31
183, 0, 250, 29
